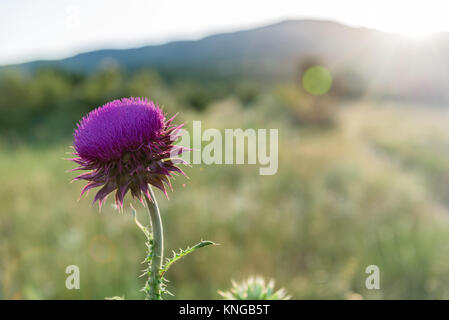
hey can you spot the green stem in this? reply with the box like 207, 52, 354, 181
144, 185, 164, 300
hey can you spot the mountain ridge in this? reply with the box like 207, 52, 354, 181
1, 19, 382, 76
2, 19, 449, 101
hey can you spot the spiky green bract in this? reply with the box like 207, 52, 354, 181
218, 277, 291, 300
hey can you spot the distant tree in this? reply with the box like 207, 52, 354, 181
175, 82, 212, 112
235, 80, 261, 106
332, 67, 366, 99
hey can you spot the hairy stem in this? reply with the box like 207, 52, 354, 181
144, 185, 164, 300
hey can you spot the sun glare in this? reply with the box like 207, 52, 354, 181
360, 3, 444, 39
389, 25, 438, 39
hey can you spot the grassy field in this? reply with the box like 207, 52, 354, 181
2, 98, 449, 299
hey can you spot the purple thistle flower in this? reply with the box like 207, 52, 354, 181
69, 97, 188, 209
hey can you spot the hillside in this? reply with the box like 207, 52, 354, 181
3, 19, 449, 101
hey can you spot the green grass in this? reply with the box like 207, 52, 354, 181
2, 100, 449, 299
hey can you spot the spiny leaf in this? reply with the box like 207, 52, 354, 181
160, 240, 217, 276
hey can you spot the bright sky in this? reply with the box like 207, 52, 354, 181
1, 0, 447, 65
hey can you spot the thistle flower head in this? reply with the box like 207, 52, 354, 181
70, 97, 187, 209
218, 276, 290, 300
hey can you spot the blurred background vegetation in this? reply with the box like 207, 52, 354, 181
2, 19, 449, 300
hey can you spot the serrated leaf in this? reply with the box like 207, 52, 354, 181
160, 240, 217, 276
